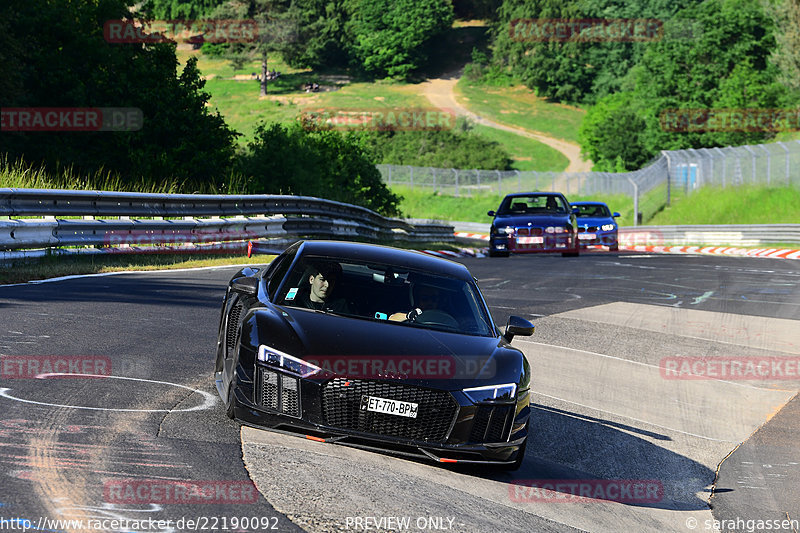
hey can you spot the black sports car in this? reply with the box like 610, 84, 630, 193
215, 240, 534, 469
487, 192, 580, 257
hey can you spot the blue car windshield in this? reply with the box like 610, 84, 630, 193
574, 204, 611, 217
497, 195, 569, 215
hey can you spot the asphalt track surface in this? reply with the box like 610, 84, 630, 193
0, 251, 798, 533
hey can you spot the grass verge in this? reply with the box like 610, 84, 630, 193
648, 186, 800, 225
0, 253, 268, 285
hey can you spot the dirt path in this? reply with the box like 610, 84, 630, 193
419, 74, 593, 173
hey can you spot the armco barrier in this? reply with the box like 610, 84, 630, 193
0, 189, 454, 253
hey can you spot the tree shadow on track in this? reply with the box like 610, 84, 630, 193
463, 403, 714, 511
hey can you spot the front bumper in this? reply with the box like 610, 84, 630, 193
491, 233, 574, 253
226, 362, 530, 465
576, 230, 618, 248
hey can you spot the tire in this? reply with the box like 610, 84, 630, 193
488, 249, 509, 257
225, 380, 236, 419
609, 244, 619, 251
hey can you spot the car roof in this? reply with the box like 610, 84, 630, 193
571, 201, 609, 206
504, 192, 566, 198
295, 241, 472, 280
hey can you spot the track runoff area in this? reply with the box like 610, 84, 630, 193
0, 250, 797, 533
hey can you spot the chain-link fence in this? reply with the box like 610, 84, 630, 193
377, 139, 800, 226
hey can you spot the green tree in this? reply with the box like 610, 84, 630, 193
343, 0, 454, 79
580, 0, 790, 169
142, 0, 225, 19
491, 0, 701, 104
764, 0, 800, 92
280, 0, 350, 70
210, 0, 298, 96
1, 0, 238, 190
239, 122, 402, 216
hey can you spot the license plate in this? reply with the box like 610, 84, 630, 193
578, 233, 596, 240
517, 236, 544, 244
360, 395, 418, 418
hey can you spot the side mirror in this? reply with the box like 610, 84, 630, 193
487, 210, 496, 217
231, 276, 259, 296
612, 212, 620, 218
503, 315, 534, 342
571, 207, 580, 215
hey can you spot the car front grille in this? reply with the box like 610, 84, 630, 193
578, 226, 599, 232
515, 227, 543, 236
322, 378, 458, 443
257, 367, 301, 417
469, 404, 514, 443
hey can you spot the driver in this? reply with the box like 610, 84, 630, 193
295, 261, 351, 313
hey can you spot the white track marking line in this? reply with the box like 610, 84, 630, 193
0, 373, 216, 412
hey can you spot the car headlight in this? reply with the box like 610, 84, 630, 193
494, 226, 514, 235
601, 224, 616, 231
258, 345, 321, 378
463, 383, 517, 403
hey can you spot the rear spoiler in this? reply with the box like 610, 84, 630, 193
247, 240, 291, 258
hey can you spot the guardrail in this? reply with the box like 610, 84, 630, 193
0, 188, 455, 253
618, 225, 800, 246
450, 221, 800, 248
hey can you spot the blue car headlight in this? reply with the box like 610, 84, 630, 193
463, 383, 517, 403
258, 345, 322, 378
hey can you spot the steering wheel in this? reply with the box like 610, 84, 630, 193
416, 310, 459, 329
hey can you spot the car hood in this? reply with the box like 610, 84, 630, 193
249, 305, 526, 390
575, 217, 614, 227
492, 214, 571, 228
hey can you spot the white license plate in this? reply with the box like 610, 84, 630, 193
578, 233, 596, 240
517, 236, 544, 244
360, 395, 418, 418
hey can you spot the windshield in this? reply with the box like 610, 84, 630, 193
275, 256, 495, 336
574, 204, 611, 217
497, 194, 569, 215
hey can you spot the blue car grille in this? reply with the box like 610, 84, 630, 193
322, 379, 458, 443
578, 226, 599, 232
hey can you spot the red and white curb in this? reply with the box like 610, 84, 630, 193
450, 232, 800, 260
621, 245, 800, 259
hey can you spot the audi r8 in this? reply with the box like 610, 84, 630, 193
214, 240, 534, 469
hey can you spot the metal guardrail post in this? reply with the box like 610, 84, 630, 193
777, 142, 790, 186
758, 145, 772, 185
626, 176, 639, 227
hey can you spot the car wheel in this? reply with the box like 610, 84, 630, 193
489, 249, 509, 257
609, 243, 619, 251
561, 249, 580, 257
225, 379, 237, 419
